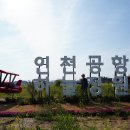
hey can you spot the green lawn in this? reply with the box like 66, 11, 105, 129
0, 85, 29, 99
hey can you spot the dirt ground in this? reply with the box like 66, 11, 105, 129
78, 116, 130, 130
0, 116, 130, 130
0, 117, 52, 130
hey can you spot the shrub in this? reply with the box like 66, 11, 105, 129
27, 80, 37, 101
52, 114, 81, 130
50, 85, 63, 101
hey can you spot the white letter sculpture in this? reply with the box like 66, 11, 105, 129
112, 55, 129, 96
33, 56, 50, 95
60, 56, 77, 96
86, 55, 104, 96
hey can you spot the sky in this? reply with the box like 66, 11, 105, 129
0, 0, 130, 81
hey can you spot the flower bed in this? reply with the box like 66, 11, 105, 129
0, 110, 35, 117
64, 107, 130, 117
0, 103, 130, 117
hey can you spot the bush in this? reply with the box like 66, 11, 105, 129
35, 109, 54, 121
17, 97, 30, 105
50, 85, 63, 101
52, 114, 81, 130
63, 95, 79, 104
27, 81, 37, 100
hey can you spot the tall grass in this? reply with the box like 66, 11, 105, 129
0, 83, 130, 103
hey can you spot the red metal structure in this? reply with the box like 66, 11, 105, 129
0, 70, 22, 93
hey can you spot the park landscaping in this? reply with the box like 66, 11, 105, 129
0, 82, 130, 130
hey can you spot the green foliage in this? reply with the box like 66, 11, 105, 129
16, 85, 30, 99
101, 83, 115, 102
26, 81, 47, 103
16, 97, 30, 105
63, 95, 79, 104
102, 83, 114, 97
1, 82, 130, 105
50, 85, 63, 102
27, 81, 37, 100
0, 85, 30, 101
54, 79, 61, 87
35, 103, 64, 122
52, 114, 81, 130
36, 126, 43, 130
35, 109, 54, 121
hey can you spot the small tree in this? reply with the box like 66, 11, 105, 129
27, 81, 37, 101
54, 79, 61, 87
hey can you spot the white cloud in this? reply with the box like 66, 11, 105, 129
0, 0, 78, 55
0, 0, 79, 80
1, 0, 53, 54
